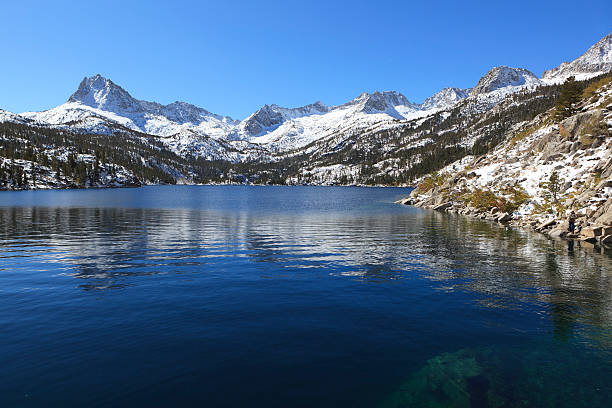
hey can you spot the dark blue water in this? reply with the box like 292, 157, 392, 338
1, 186, 611, 407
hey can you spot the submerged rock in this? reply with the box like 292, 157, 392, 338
380, 343, 612, 408
381, 349, 481, 408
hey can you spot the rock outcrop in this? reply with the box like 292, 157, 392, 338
398, 73, 612, 248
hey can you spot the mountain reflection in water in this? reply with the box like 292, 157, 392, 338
0, 186, 610, 407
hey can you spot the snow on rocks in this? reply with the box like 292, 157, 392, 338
398, 78, 612, 247
542, 32, 612, 84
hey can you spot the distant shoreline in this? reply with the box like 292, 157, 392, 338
0, 183, 415, 192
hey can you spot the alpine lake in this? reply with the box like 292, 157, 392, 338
1, 185, 610, 407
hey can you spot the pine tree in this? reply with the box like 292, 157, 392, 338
540, 171, 562, 203
554, 76, 581, 121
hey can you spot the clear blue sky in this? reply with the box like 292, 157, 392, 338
1, 0, 610, 119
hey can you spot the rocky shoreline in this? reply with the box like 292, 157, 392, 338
393, 75, 612, 250
396, 194, 612, 248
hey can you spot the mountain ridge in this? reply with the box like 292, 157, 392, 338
1, 31, 611, 190
543, 32, 612, 83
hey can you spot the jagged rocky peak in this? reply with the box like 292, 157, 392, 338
349, 91, 413, 113
240, 101, 330, 136
68, 74, 139, 112
67, 74, 236, 124
543, 32, 612, 82
471, 66, 542, 96
420, 87, 472, 110
280, 101, 329, 116
241, 104, 285, 135
161, 101, 235, 124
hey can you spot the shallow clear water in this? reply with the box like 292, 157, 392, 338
0, 186, 610, 407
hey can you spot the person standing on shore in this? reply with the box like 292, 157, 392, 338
568, 211, 577, 233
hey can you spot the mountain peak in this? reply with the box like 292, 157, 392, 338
68, 74, 139, 113
65, 75, 237, 126
471, 66, 541, 96
239, 101, 330, 137
420, 87, 472, 110
344, 90, 412, 112
542, 32, 612, 82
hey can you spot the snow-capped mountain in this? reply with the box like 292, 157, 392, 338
471, 66, 542, 96
19, 75, 429, 157
342, 91, 417, 118
10, 64, 550, 160
236, 91, 424, 151
237, 101, 330, 137
2, 31, 612, 190
543, 32, 612, 83
0, 108, 30, 125
419, 88, 472, 110
67, 74, 238, 127
5, 69, 548, 159
22, 75, 239, 141
4, 31, 611, 167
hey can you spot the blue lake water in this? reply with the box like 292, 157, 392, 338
1, 185, 611, 407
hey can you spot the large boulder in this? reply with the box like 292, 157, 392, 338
395, 197, 412, 205
560, 110, 603, 140
593, 198, 612, 225
433, 195, 446, 206
581, 226, 603, 239
548, 228, 568, 239
433, 202, 452, 211
536, 219, 556, 231
497, 213, 512, 223
416, 196, 436, 208
599, 158, 612, 178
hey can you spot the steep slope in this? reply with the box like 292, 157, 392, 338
543, 32, 612, 83
278, 80, 562, 185
403, 73, 612, 243
0, 121, 184, 190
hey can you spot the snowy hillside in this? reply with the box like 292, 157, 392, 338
0, 109, 30, 125
471, 66, 542, 96
22, 75, 238, 139
17, 63, 556, 158
240, 91, 423, 151
236, 102, 330, 137
403, 73, 612, 243
1, 31, 611, 189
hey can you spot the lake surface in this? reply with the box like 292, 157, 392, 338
1, 185, 611, 407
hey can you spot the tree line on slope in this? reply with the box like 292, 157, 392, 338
1, 72, 610, 189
